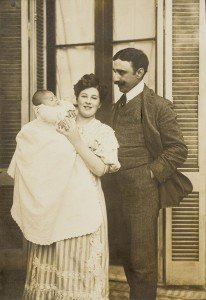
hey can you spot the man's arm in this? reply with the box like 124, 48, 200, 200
149, 102, 188, 183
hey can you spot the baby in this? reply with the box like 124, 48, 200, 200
32, 90, 76, 125
7, 90, 85, 245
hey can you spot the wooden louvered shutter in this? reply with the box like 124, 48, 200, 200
0, 0, 47, 271
29, 0, 47, 119
165, 0, 206, 285
0, 0, 24, 270
36, 0, 46, 90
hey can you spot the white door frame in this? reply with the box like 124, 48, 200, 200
165, 0, 206, 285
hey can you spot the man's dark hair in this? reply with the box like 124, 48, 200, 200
32, 90, 51, 106
74, 73, 107, 102
113, 48, 149, 76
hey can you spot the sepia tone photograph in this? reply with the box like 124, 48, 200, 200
0, 0, 206, 299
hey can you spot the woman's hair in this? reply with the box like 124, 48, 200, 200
73, 74, 107, 102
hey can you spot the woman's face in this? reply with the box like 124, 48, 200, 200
77, 87, 101, 119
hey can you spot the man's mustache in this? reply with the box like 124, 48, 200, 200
114, 81, 125, 86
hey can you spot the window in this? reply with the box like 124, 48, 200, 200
56, 0, 95, 102
54, 0, 156, 103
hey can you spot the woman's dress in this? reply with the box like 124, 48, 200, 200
22, 119, 120, 300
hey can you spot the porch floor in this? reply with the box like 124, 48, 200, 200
0, 270, 205, 300
110, 281, 206, 300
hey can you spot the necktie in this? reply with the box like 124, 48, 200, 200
120, 94, 127, 107
113, 93, 126, 129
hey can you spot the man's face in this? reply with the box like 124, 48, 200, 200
113, 59, 142, 93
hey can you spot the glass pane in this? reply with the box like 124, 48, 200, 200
56, 46, 95, 102
113, 41, 156, 102
56, 0, 94, 45
113, 0, 156, 41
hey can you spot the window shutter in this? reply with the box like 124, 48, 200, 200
0, 1, 21, 169
0, 0, 24, 270
165, 0, 205, 285
36, 0, 46, 90
171, 193, 199, 262
172, 0, 199, 172
29, 0, 46, 120
0, 0, 47, 271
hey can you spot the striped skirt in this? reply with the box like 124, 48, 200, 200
22, 184, 109, 299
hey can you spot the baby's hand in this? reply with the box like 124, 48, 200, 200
57, 117, 81, 145
66, 110, 77, 119
57, 116, 76, 134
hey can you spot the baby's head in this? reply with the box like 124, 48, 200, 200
32, 90, 59, 107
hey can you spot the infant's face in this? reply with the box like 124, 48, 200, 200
42, 92, 59, 107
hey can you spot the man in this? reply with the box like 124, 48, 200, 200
111, 48, 188, 300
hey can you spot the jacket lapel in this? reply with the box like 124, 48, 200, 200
111, 85, 163, 159
142, 85, 163, 158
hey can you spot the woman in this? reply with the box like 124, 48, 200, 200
23, 74, 120, 299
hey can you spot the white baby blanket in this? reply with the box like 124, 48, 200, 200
8, 117, 102, 245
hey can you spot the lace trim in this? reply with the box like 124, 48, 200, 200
24, 283, 104, 299
26, 229, 105, 299
78, 119, 120, 168
87, 229, 105, 298
31, 256, 95, 280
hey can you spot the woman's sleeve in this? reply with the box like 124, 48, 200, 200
92, 126, 121, 173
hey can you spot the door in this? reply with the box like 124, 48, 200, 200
164, 0, 206, 285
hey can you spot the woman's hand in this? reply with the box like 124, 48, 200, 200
57, 117, 107, 177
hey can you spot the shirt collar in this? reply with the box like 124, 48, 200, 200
125, 80, 144, 102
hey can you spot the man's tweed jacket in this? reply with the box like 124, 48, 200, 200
112, 84, 188, 208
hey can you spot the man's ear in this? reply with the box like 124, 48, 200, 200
136, 68, 145, 79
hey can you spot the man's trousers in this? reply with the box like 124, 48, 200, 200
115, 164, 159, 300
